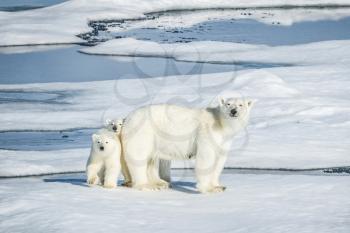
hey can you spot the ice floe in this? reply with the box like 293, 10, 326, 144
1, 0, 350, 46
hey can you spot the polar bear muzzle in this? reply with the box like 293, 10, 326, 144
230, 108, 238, 117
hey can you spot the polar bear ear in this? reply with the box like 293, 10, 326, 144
105, 119, 112, 126
218, 96, 226, 106
246, 99, 256, 107
92, 134, 99, 142
117, 119, 123, 126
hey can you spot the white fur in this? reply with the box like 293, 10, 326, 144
103, 118, 133, 187
86, 130, 121, 188
106, 118, 172, 185
121, 97, 254, 193
105, 118, 124, 134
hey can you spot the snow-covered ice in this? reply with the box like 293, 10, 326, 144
0, 149, 88, 177
1, 0, 350, 46
80, 38, 350, 66
101, 8, 350, 34
0, 172, 349, 233
1, 65, 350, 175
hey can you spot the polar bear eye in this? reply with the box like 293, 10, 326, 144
239, 104, 243, 107
97, 141, 101, 144
106, 141, 109, 144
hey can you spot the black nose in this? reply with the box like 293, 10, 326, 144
112, 126, 117, 131
100, 146, 104, 151
230, 109, 237, 116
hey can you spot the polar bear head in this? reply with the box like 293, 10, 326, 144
91, 133, 118, 155
218, 97, 255, 121
105, 119, 124, 134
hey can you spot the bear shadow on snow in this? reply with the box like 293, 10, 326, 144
43, 177, 200, 194
43, 177, 88, 187
171, 181, 199, 194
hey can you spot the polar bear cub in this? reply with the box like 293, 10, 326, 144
86, 129, 121, 188
105, 119, 123, 134
104, 118, 133, 187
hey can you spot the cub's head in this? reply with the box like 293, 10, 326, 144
218, 97, 255, 121
91, 133, 117, 155
105, 119, 124, 134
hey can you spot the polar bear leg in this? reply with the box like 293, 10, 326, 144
123, 132, 158, 190
148, 159, 169, 189
195, 146, 217, 193
159, 159, 171, 183
86, 162, 103, 185
210, 154, 227, 192
120, 152, 132, 187
124, 153, 151, 190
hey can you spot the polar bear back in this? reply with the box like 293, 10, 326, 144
123, 104, 206, 138
122, 104, 218, 160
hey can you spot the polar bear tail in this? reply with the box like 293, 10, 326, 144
159, 159, 171, 183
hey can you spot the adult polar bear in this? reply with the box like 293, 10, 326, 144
121, 97, 254, 193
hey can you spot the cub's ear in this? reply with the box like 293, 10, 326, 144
247, 99, 256, 107
218, 96, 226, 106
92, 134, 99, 141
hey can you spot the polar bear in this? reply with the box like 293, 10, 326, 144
121, 97, 254, 193
105, 119, 124, 133
86, 130, 121, 188
104, 119, 132, 187
106, 118, 172, 185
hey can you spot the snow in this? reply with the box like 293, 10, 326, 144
1, 0, 350, 46
0, 172, 349, 233
0, 149, 88, 177
80, 38, 350, 66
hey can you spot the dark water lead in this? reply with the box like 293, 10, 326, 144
0, 45, 281, 85
0, 0, 67, 12
0, 128, 95, 151
0, 89, 72, 104
81, 9, 350, 46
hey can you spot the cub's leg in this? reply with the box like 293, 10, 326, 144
103, 160, 121, 189
86, 162, 103, 186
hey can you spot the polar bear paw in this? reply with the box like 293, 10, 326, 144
210, 186, 226, 193
134, 183, 162, 191
87, 176, 100, 186
197, 184, 226, 193
155, 180, 170, 190
103, 182, 117, 189
121, 181, 133, 187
